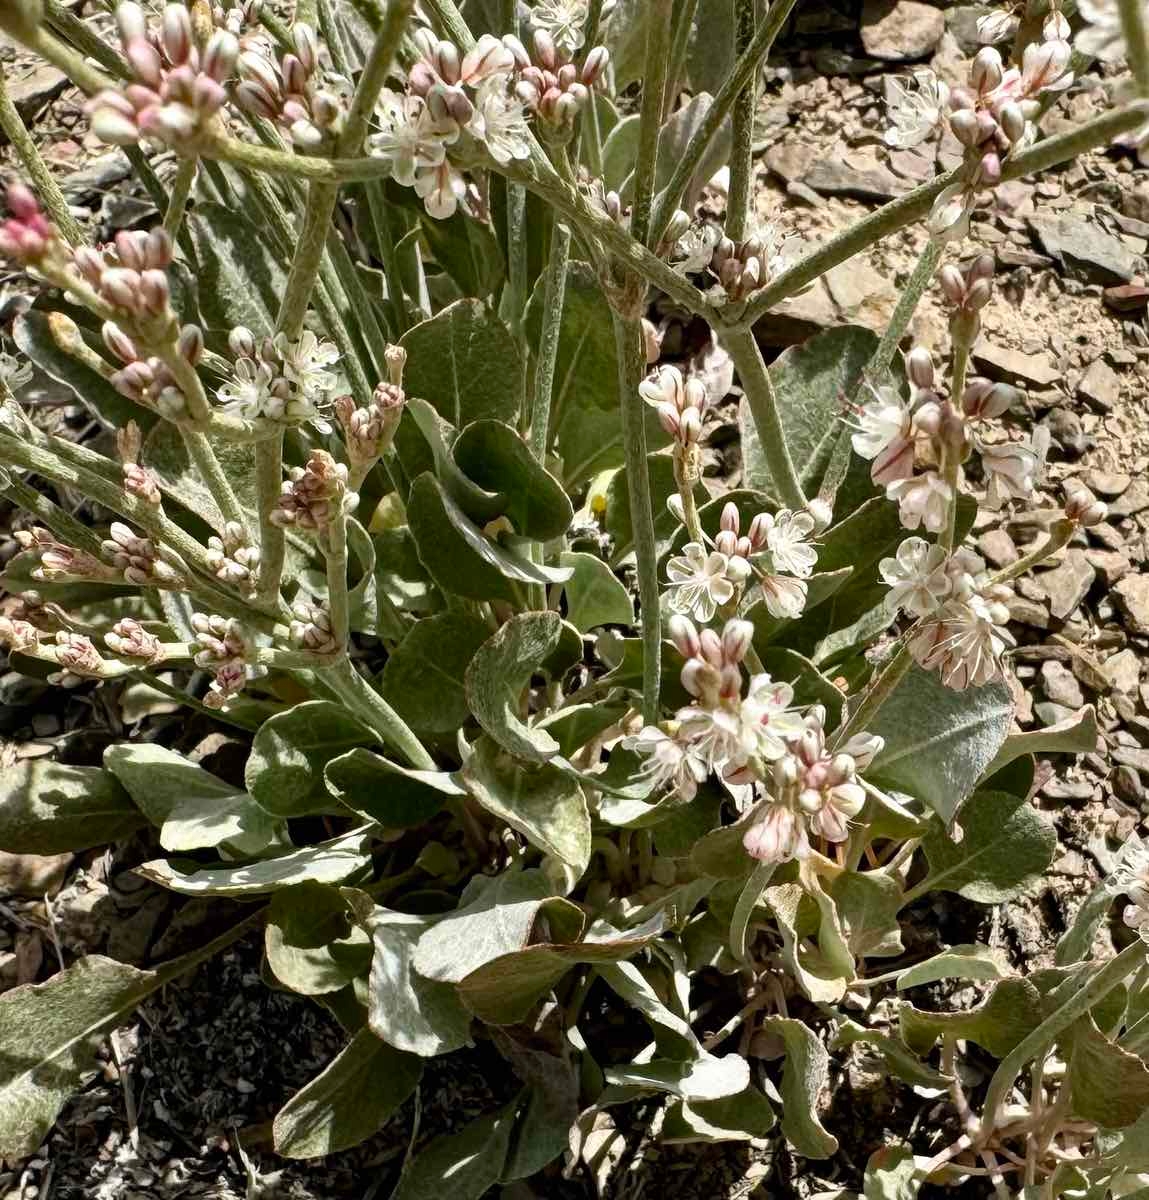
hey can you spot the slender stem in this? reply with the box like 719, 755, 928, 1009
725, 0, 758, 245
613, 311, 661, 724
365, 180, 408, 333
724, 326, 805, 509
341, 0, 415, 152
940, 340, 970, 554
977, 941, 1147, 1143
0, 63, 83, 246
831, 643, 912, 750
506, 183, 529, 349
420, 0, 474, 48
326, 656, 436, 769
989, 518, 1075, 586
650, 0, 798, 245
631, 0, 674, 248
178, 429, 247, 531
44, 0, 129, 78
0, 475, 106, 556
673, 452, 704, 543
864, 239, 942, 389
1119, 0, 1149, 97
162, 158, 198, 238
277, 183, 339, 342
529, 223, 571, 462
325, 510, 351, 651
663, 0, 701, 116
256, 433, 287, 605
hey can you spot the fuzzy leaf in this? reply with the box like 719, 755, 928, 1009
917, 790, 1056, 903
400, 298, 522, 426
325, 748, 464, 828
763, 883, 848, 1003
605, 1054, 751, 1102
141, 422, 257, 536
759, 1015, 839, 1159
464, 737, 591, 872
832, 1021, 952, 1090
187, 202, 286, 333
1067, 1013, 1149, 1128
272, 1027, 422, 1158
137, 831, 372, 895
982, 705, 1099, 778
1057, 833, 1146, 965
392, 1101, 517, 1200
831, 871, 904, 959
868, 666, 1014, 827
453, 420, 574, 541
465, 612, 564, 761
0, 760, 145, 854
602, 114, 641, 191
662, 1087, 777, 1144
104, 743, 277, 854
265, 882, 372, 996
559, 551, 634, 631
368, 908, 473, 1056
863, 1142, 920, 1200
379, 611, 489, 732
895, 944, 1009, 990
605, 452, 680, 565
900, 977, 1044, 1058
246, 701, 373, 818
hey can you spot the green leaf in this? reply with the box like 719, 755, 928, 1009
465, 612, 564, 761
741, 326, 878, 500
103, 743, 277, 854
867, 666, 1014, 827
605, 452, 680, 565
831, 871, 904, 959
402, 395, 502, 522
325, 747, 464, 828
1057, 833, 1146, 965
917, 790, 1056, 903
895, 943, 1009, 990
747, 567, 855, 646
662, 1087, 776, 1144
602, 114, 641, 191
417, 205, 504, 299
368, 908, 473, 1056
758, 646, 845, 727
832, 1021, 952, 1090
399, 298, 522, 427
373, 528, 439, 614
265, 882, 372, 996
759, 1015, 839, 1159
982, 705, 1099, 779
453, 420, 573, 541
14, 312, 151, 432
137, 830, 371, 895
900, 977, 1044, 1058
763, 883, 848, 1003
187, 202, 286, 333
863, 1142, 920, 1200
0, 761, 145, 854
246, 701, 373, 818
379, 611, 489, 733
558, 553, 633, 632
1067, 1013, 1149, 1128
272, 1027, 422, 1158
464, 737, 591, 873
605, 1054, 751, 1102
536, 702, 628, 758
456, 914, 665, 1025
392, 1100, 517, 1200
618, 93, 731, 207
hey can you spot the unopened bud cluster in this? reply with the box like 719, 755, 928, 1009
116, 423, 163, 505
289, 601, 340, 655
15, 527, 117, 584
271, 450, 357, 532
104, 617, 164, 663
335, 345, 407, 470
205, 521, 261, 591
191, 612, 263, 709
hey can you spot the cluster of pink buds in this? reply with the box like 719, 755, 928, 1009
117, 423, 163, 505
47, 632, 108, 686
0, 184, 56, 266
928, 22, 1073, 238
502, 30, 608, 132
939, 252, 994, 345
73, 227, 176, 323
102, 522, 187, 587
14, 527, 119, 584
289, 601, 340, 656
191, 612, 262, 709
638, 365, 709, 447
335, 346, 407, 474
205, 522, 261, 592
104, 617, 165, 663
88, 3, 238, 149
235, 22, 350, 149
710, 222, 800, 302
104, 321, 204, 419
271, 450, 356, 532
0, 616, 41, 655
671, 614, 755, 708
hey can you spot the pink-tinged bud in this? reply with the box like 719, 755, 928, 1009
147, 103, 198, 142
912, 399, 942, 438
698, 627, 723, 667
113, 229, 144, 269
975, 109, 998, 144
656, 405, 679, 439
515, 79, 541, 108
566, 81, 589, 106
938, 263, 965, 304
664, 210, 690, 244
292, 22, 319, 73
949, 109, 980, 147
965, 277, 992, 310
1064, 484, 1106, 527
239, 48, 281, 97
444, 88, 474, 125
203, 30, 239, 81
722, 619, 754, 663
235, 80, 279, 119
144, 225, 172, 268
998, 100, 1026, 143
281, 53, 309, 97
102, 320, 138, 363
740, 256, 762, 293
124, 83, 158, 111
6, 183, 40, 222
948, 85, 976, 110
741, 235, 763, 261
161, 3, 193, 64
678, 407, 702, 445
683, 377, 708, 413
533, 28, 557, 69
461, 34, 513, 83
747, 512, 772, 550
384, 343, 406, 386
425, 87, 453, 125
557, 62, 577, 90
806, 497, 833, 532
126, 37, 164, 88
91, 103, 142, 144
72, 246, 103, 285
503, 34, 531, 69
140, 268, 169, 315
178, 323, 204, 364
715, 529, 738, 556
718, 664, 742, 701
971, 46, 1003, 93
413, 28, 438, 61
679, 659, 710, 698
712, 236, 735, 267
720, 501, 740, 534
581, 45, 609, 86
228, 325, 256, 358
977, 151, 1002, 185
906, 346, 934, 390
407, 60, 437, 96
311, 90, 342, 128
101, 267, 143, 311
434, 40, 462, 84
604, 190, 622, 222
668, 614, 700, 658
116, 1, 148, 45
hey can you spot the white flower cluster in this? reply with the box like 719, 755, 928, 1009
218, 325, 340, 429
670, 219, 801, 300
664, 501, 817, 623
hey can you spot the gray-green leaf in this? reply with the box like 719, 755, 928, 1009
759, 1015, 839, 1159
265, 882, 372, 996
559, 551, 634, 631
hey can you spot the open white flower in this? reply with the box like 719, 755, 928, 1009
884, 69, 949, 150
217, 357, 276, 420
977, 8, 1020, 43
850, 386, 914, 484
766, 509, 817, 578
760, 572, 807, 620
415, 160, 467, 219
369, 90, 457, 187
742, 674, 804, 760
908, 593, 1012, 690
744, 801, 809, 864
467, 75, 532, 165
672, 223, 721, 274
887, 471, 952, 534
980, 439, 1038, 509
927, 182, 976, 242
531, 0, 590, 55
622, 725, 708, 801
1077, 0, 1125, 60
665, 541, 748, 622
677, 704, 753, 775
274, 330, 340, 398
880, 536, 950, 616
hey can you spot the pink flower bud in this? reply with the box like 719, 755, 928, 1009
720, 501, 740, 534
101, 267, 143, 310
1064, 484, 1107, 527
292, 22, 319, 73
502, 34, 531, 69
668, 614, 700, 658
116, 2, 148, 46
557, 63, 578, 90
311, 90, 342, 128
678, 407, 702, 445
679, 659, 709, 698
533, 28, 557, 70
977, 151, 1002, 185
683, 377, 708, 413
281, 53, 308, 97
722, 619, 754, 664
149, 103, 198, 142
948, 85, 975, 110
126, 37, 164, 88
581, 45, 609, 86
203, 30, 239, 82
747, 512, 772, 550
938, 263, 965, 305
407, 61, 437, 96
228, 325, 256, 358
971, 46, 1003, 93
965, 277, 992, 311
145, 226, 173, 268
698, 627, 723, 668
239, 49, 281, 97
6, 184, 40, 222
906, 346, 935, 390
998, 100, 1026, 143
806, 497, 833, 533
102, 321, 138, 363
461, 34, 514, 83
235, 80, 279, 119
91, 103, 142, 145
434, 40, 462, 85
161, 3, 193, 64
140, 268, 169, 315
714, 530, 738, 557
554, 91, 580, 124
178, 323, 204, 364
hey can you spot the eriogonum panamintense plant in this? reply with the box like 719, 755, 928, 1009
0, 0, 1146, 1190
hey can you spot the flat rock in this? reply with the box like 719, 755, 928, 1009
861, 0, 946, 58
1036, 549, 1096, 620
1040, 660, 1085, 708
1077, 360, 1121, 410
1108, 479, 1149, 518
978, 528, 1019, 568
765, 141, 817, 184
803, 151, 907, 202
1040, 776, 1095, 801
1085, 548, 1131, 586
1103, 283, 1149, 312
1113, 573, 1149, 634
1112, 763, 1143, 806
1008, 595, 1051, 629
1104, 647, 1142, 694
1112, 745, 1149, 779
1034, 701, 1076, 728
1028, 214, 1139, 285
971, 343, 1059, 388
1083, 468, 1130, 497
1, 62, 68, 128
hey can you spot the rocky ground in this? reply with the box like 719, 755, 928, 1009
3, 0, 1149, 1197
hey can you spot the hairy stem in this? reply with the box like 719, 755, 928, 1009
990, 518, 1075, 585
613, 311, 662, 724
162, 158, 198, 239
255, 434, 287, 605
725, 0, 758, 245
724, 326, 805, 509
663, 0, 701, 116
0, 474, 107, 556
325, 509, 351, 651
865, 238, 942, 388
326, 656, 436, 768
631, 0, 674, 248
940, 340, 970, 554
178, 428, 247, 532
832, 643, 912, 750
528, 222, 571, 462
1118, 0, 1149, 96
44, 0, 129, 77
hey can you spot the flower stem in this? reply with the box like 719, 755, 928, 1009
1119, 0, 1149, 97
325, 509, 351, 650
528, 222, 571, 463
631, 0, 674, 248
940, 340, 970, 555
724, 326, 805, 510
864, 238, 942, 389
989, 518, 1075, 586
0, 63, 82, 246
725, 0, 758, 246
613, 310, 662, 724
326, 655, 436, 769
178, 428, 247, 532
0, 474, 106, 556
673, 451, 704, 544
255, 433, 287, 606
162, 158, 198, 239
663, 0, 701, 116
831, 642, 912, 750
44, 0, 129, 78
